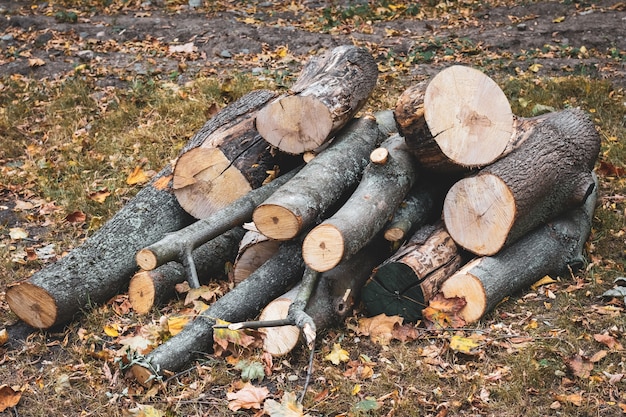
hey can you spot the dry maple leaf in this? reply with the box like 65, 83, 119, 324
263, 391, 310, 417
126, 166, 150, 185
593, 332, 624, 350
356, 314, 403, 345
227, 382, 269, 411
213, 319, 264, 357
324, 343, 350, 365
565, 353, 594, 379
0, 385, 22, 412
422, 293, 467, 329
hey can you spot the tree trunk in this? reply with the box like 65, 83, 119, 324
252, 117, 383, 240
395, 66, 515, 171
131, 240, 305, 386
439, 174, 598, 323
136, 167, 300, 271
255, 45, 378, 154
361, 223, 464, 322
232, 226, 280, 284
260, 240, 390, 356
5, 168, 195, 329
383, 184, 437, 243
172, 89, 298, 219
128, 227, 246, 314
302, 134, 417, 272
443, 108, 600, 256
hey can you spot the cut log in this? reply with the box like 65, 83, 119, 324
443, 108, 600, 256
395, 66, 515, 171
255, 45, 378, 154
302, 133, 417, 272
252, 116, 383, 240
172, 89, 300, 219
260, 240, 390, 356
361, 223, 464, 322
128, 227, 245, 314
136, 167, 300, 271
439, 173, 598, 323
383, 184, 437, 243
5, 168, 195, 329
131, 240, 305, 386
232, 225, 280, 284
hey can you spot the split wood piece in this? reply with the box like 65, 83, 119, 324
256, 45, 378, 154
443, 108, 600, 256
129, 227, 245, 314
5, 168, 195, 329
302, 133, 417, 272
361, 223, 464, 322
439, 173, 598, 323
383, 184, 436, 243
232, 225, 280, 284
260, 241, 390, 356
253, 117, 382, 240
172, 89, 297, 219
395, 66, 515, 171
131, 240, 305, 386
136, 167, 300, 271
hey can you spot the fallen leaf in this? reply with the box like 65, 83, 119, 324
449, 334, 485, 355
593, 333, 624, 350
9, 227, 28, 240
422, 293, 467, 329
65, 211, 86, 223
126, 166, 150, 185
103, 324, 120, 337
169, 42, 197, 54
117, 334, 154, 355
531, 275, 557, 290
528, 63, 543, 73
152, 175, 172, 190
565, 353, 594, 379
263, 391, 310, 417
184, 283, 224, 305
553, 16, 566, 23
554, 392, 582, 406
88, 188, 111, 203
589, 350, 607, 363
213, 319, 263, 356
166, 315, 190, 336
0, 385, 22, 412
226, 382, 268, 411
356, 314, 403, 345
0, 329, 7, 345
235, 359, 265, 382
325, 343, 350, 365
127, 404, 166, 417
28, 58, 46, 67
391, 323, 419, 342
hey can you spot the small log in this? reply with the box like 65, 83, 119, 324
260, 241, 390, 356
443, 108, 600, 256
136, 167, 300, 271
128, 227, 245, 314
255, 45, 378, 154
232, 225, 280, 284
302, 134, 417, 272
252, 116, 383, 240
131, 240, 305, 386
395, 66, 515, 171
439, 173, 598, 323
6, 168, 195, 329
383, 184, 437, 243
361, 223, 464, 322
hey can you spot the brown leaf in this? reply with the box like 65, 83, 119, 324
65, 210, 86, 223
391, 323, 419, 342
597, 160, 626, 177
554, 392, 583, 406
88, 188, 111, 203
593, 333, 624, 350
356, 314, 403, 345
422, 293, 467, 329
0, 385, 22, 412
152, 175, 172, 190
213, 319, 264, 357
126, 166, 150, 185
226, 382, 268, 411
28, 58, 46, 67
565, 353, 594, 379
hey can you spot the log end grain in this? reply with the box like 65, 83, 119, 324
233, 240, 281, 284
370, 147, 389, 165
256, 95, 333, 154
253, 204, 302, 240
136, 249, 159, 271
258, 297, 300, 356
302, 224, 345, 272
443, 173, 515, 255
128, 271, 156, 315
439, 264, 487, 324
384, 226, 406, 242
6, 283, 57, 329
131, 364, 156, 387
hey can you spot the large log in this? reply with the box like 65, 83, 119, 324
255, 45, 378, 154
128, 227, 246, 314
439, 173, 598, 323
6, 167, 195, 329
443, 108, 600, 256
131, 240, 305, 386
361, 223, 464, 322
252, 117, 383, 240
302, 134, 417, 272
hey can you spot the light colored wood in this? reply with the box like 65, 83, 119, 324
136, 249, 158, 271
233, 229, 281, 284
251, 204, 302, 240
127, 271, 156, 315
5, 283, 56, 329
302, 224, 345, 273
370, 147, 389, 165
258, 292, 300, 356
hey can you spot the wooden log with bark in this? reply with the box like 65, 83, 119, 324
131, 240, 306, 386
439, 173, 598, 323
255, 45, 378, 154
361, 223, 465, 322
6, 168, 195, 329
128, 227, 246, 314
443, 107, 600, 256
383, 184, 437, 243
232, 225, 280, 284
252, 116, 383, 240
302, 134, 417, 272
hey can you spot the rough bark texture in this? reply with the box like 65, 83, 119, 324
6, 168, 194, 329
232, 227, 281, 284
302, 134, 417, 272
443, 108, 600, 256
439, 174, 598, 323
256, 45, 378, 154
362, 223, 464, 322
128, 227, 245, 314
131, 240, 305, 386
383, 184, 437, 243
252, 117, 383, 240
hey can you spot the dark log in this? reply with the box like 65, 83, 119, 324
302, 134, 417, 272
252, 116, 383, 240
439, 173, 598, 323
128, 227, 245, 314
255, 45, 378, 154
131, 240, 305, 386
361, 223, 464, 322
443, 108, 600, 256
383, 184, 436, 243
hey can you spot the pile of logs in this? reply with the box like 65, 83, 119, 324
5, 45, 601, 385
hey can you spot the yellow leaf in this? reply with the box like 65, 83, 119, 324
518, 97, 530, 108
126, 166, 150, 185
531, 275, 557, 290
127, 404, 166, 417
103, 324, 119, 337
528, 63, 543, 73
449, 334, 484, 355
88, 189, 111, 203
325, 343, 350, 365
356, 314, 403, 345
351, 384, 361, 395
28, 58, 46, 67
166, 315, 190, 336
553, 16, 565, 23
9, 227, 28, 240
276, 46, 289, 58
263, 391, 310, 417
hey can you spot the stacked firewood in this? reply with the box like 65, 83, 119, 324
5, 46, 600, 385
